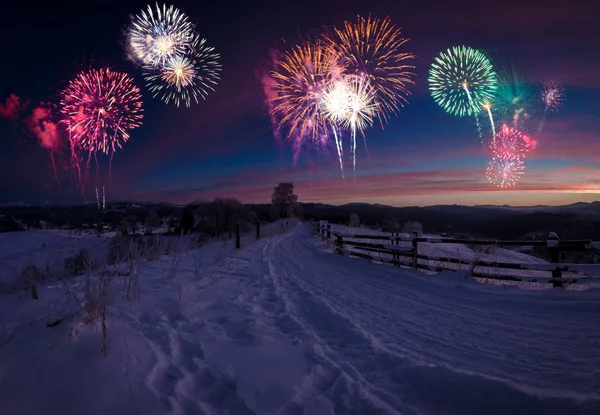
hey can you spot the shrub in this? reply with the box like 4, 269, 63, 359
63, 249, 98, 278
18, 263, 43, 299
105, 234, 164, 265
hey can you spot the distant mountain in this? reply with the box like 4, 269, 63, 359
1, 200, 599, 240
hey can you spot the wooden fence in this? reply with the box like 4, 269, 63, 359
313, 220, 600, 287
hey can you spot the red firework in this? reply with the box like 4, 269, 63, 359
486, 124, 532, 188
60, 68, 144, 154
492, 124, 535, 157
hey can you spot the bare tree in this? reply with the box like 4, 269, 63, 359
272, 182, 298, 218
349, 212, 360, 227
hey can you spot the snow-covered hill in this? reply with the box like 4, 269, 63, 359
1, 222, 599, 414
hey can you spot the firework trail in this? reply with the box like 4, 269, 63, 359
322, 75, 378, 172
128, 3, 196, 67
143, 35, 221, 107
60, 67, 143, 197
321, 80, 348, 175
429, 46, 497, 140
325, 15, 415, 126
482, 103, 496, 141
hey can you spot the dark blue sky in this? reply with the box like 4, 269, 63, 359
1, 0, 599, 206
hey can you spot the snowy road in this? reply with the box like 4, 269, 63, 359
259, 224, 600, 414
1, 222, 599, 415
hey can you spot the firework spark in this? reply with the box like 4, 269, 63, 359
322, 75, 378, 171
325, 15, 415, 125
269, 40, 342, 144
486, 150, 524, 188
494, 124, 534, 157
265, 15, 413, 175
60, 68, 144, 155
541, 81, 564, 112
486, 124, 532, 188
144, 36, 221, 107
429, 46, 497, 117
128, 3, 196, 67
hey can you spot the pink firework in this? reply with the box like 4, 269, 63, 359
541, 81, 564, 112
60, 68, 143, 201
60, 68, 144, 155
486, 150, 524, 188
493, 124, 535, 157
486, 124, 532, 188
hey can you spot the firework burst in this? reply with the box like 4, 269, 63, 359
485, 124, 532, 188
325, 15, 415, 125
269, 40, 342, 143
486, 150, 524, 188
494, 124, 535, 157
322, 75, 378, 171
493, 62, 536, 129
128, 3, 196, 67
429, 46, 497, 117
541, 80, 564, 112
60, 68, 144, 155
144, 36, 221, 107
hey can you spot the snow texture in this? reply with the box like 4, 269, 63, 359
1, 221, 599, 414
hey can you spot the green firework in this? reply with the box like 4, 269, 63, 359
429, 46, 497, 117
492, 61, 537, 130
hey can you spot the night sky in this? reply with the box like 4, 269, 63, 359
1, 0, 598, 206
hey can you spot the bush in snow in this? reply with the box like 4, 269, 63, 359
63, 249, 98, 278
18, 262, 43, 300
105, 235, 164, 265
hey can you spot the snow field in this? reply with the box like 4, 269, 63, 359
1, 220, 599, 414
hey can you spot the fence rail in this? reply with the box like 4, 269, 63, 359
313, 220, 600, 287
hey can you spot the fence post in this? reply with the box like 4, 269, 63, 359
336, 234, 344, 254
235, 221, 241, 249
547, 232, 562, 286
256, 221, 260, 240
412, 231, 418, 269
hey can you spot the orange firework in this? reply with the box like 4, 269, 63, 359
324, 15, 416, 125
268, 39, 344, 144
